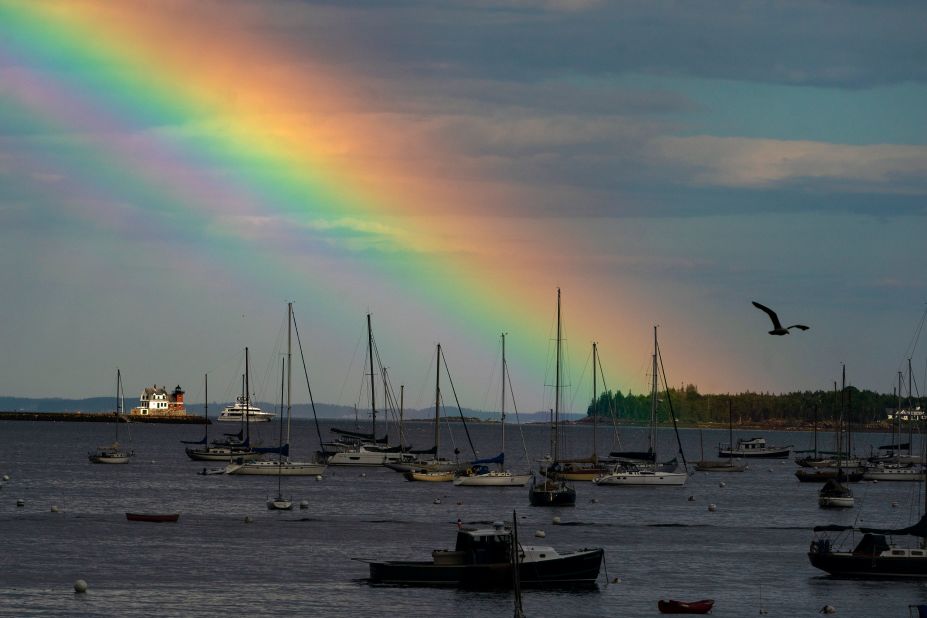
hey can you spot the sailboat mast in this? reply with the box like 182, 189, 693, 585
592, 341, 598, 463
245, 347, 251, 444
204, 373, 208, 441
650, 326, 658, 456
554, 288, 561, 463
501, 332, 507, 465
278, 356, 285, 492
435, 343, 442, 453
909, 358, 914, 457
367, 314, 376, 437
287, 302, 293, 452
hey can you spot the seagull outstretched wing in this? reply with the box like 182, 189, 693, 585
752, 301, 783, 330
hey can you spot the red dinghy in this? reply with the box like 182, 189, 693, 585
126, 512, 180, 523
658, 599, 715, 614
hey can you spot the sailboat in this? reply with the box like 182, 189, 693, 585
818, 366, 854, 508
528, 288, 576, 506
695, 399, 746, 472
324, 314, 411, 467
594, 327, 688, 486
227, 303, 328, 476
543, 342, 615, 481
455, 333, 531, 487
186, 349, 262, 463
88, 369, 134, 464
267, 356, 293, 510
809, 413, 927, 575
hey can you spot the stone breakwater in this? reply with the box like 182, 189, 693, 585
0, 411, 208, 424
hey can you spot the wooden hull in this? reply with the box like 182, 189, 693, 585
405, 470, 455, 482
126, 512, 179, 522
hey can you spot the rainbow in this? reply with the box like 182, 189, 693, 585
0, 2, 673, 406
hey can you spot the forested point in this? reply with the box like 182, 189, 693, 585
587, 385, 919, 428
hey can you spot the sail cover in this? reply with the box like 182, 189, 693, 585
859, 514, 927, 537
472, 452, 504, 465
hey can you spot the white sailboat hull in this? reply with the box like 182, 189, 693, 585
326, 449, 408, 467
453, 472, 531, 486
593, 470, 688, 486
862, 468, 925, 482
225, 460, 327, 476
819, 495, 855, 508
89, 453, 131, 464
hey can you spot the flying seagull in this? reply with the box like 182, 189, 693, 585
752, 301, 809, 336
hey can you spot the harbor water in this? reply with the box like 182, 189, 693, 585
2, 419, 926, 617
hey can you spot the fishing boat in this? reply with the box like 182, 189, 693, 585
366, 520, 604, 589
186, 349, 262, 462
125, 512, 179, 523
89, 369, 134, 464
528, 289, 576, 507
594, 326, 688, 487
657, 599, 715, 614
455, 333, 531, 487
718, 436, 791, 459
227, 304, 328, 477
695, 400, 746, 472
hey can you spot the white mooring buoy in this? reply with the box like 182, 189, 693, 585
552, 516, 561, 525
299, 500, 309, 509
708, 503, 717, 512
719, 481, 726, 488
73, 579, 88, 594
16, 499, 24, 507
534, 530, 546, 538
315, 475, 323, 481
2, 474, 10, 481
244, 515, 253, 524
51, 505, 59, 513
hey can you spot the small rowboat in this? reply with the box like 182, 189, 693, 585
658, 599, 715, 614
126, 512, 180, 523
404, 469, 455, 482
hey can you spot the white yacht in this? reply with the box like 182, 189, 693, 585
217, 395, 275, 423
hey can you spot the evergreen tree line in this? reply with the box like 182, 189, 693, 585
587, 384, 919, 426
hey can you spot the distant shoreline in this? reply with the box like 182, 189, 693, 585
0, 411, 207, 424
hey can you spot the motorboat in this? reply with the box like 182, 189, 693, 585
366, 521, 603, 589
719, 436, 791, 458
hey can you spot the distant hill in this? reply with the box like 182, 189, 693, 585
0, 396, 581, 423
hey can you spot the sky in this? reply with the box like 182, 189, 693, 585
1, 0, 925, 414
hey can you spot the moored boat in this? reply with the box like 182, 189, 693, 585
657, 598, 715, 614
366, 521, 603, 589
405, 469, 455, 482
719, 436, 791, 458
126, 512, 179, 522
89, 369, 134, 464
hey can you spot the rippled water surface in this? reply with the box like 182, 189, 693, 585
2, 419, 927, 617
